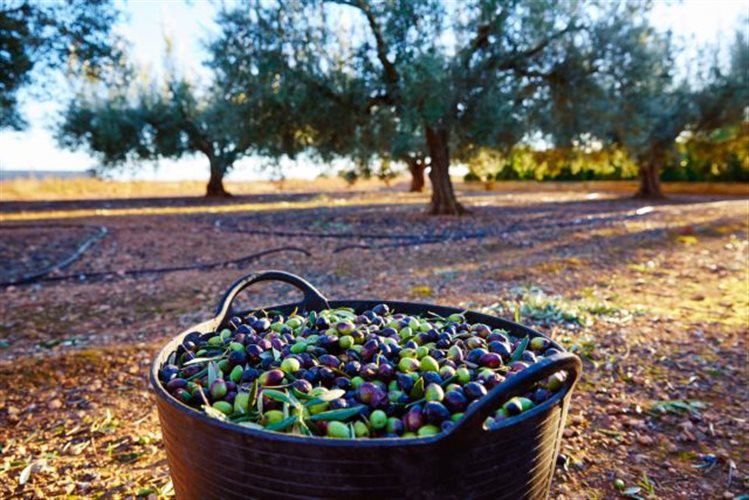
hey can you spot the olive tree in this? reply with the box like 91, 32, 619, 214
213, 0, 644, 214
548, 18, 749, 198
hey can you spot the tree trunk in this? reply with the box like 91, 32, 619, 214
206, 157, 231, 197
425, 127, 468, 215
405, 156, 426, 192
634, 160, 665, 199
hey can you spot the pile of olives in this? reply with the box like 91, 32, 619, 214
158, 305, 568, 439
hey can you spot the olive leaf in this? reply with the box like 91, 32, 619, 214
510, 337, 529, 362
286, 391, 301, 407
334, 309, 356, 319
272, 348, 281, 361
314, 389, 346, 401
238, 421, 264, 430
292, 387, 315, 400
406, 397, 425, 408
265, 415, 297, 432
203, 405, 227, 421
410, 378, 425, 399
307, 406, 365, 421
18, 463, 32, 486
183, 354, 225, 367
185, 368, 207, 381
427, 311, 447, 321
167, 352, 177, 366
297, 420, 313, 436
302, 397, 326, 408
249, 379, 259, 408
207, 361, 220, 387
262, 389, 291, 404
307, 310, 317, 326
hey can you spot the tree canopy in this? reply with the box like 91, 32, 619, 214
0, 0, 121, 130
211, 0, 656, 213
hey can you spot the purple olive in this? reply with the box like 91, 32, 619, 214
166, 378, 188, 392
532, 388, 552, 404
329, 398, 349, 410
424, 401, 450, 424
360, 363, 379, 379
292, 379, 313, 394
472, 323, 491, 338
479, 352, 503, 368
372, 303, 389, 315
335, 377, 352, 390
173, 388, 192, 403
386, 416, 404, 435
488, 341, 512, 357
319, 367, 336, 386
521, 351, 537, 364
422, 371, 442, 386
245, 344, 264, 363
259, 369, 285, 386
509, 361, 529, 373
318, 354, 341, 369
467, 348, 488, 364
404, 405, 424, 432
159, 364, 179, 382
241, 367, 260, 383
444, 390, 467, 412
228, 350, 247, 367
356, 382, 378, 405
344, 361, 361, 377
378, 363, 395, 380
463, 382, 487, 400
396, 373, 414, 393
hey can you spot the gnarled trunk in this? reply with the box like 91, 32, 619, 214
425, 126, 468, 215
634, 154, 665, 199
405, 156, 426, 192
206, 157, 231, 197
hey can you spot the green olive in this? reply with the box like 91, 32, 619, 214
370, 410, 387, 430
420, 356, 439, 372
354, 421, 370, 437
327, 421, 351, 438
290, 342, 307, 354
234, 391, 250, 414
229, 365, 243, 383
339, 335, 354, 349
417, 424, 440, 436
398, 357, 420, 373
212, 401, 233, 415
262, 410, 285, 426
425, 383, 445, 402
280, 357, 301, 374
456, 366, 471, 384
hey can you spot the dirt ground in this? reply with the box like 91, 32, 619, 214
0, 186, 747, 499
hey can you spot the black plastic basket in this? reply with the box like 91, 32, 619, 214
151, 271, 582, 499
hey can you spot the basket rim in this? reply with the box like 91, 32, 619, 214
150, 298, 577, 448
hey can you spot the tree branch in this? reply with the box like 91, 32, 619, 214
329, 0, 398, 90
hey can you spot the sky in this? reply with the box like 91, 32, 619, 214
0, 0, 747, 181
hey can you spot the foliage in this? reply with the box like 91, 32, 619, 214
56, 48, 284, 196
210, 0, 652, 213
0, 0, 121, 129
544, 18, 749, 196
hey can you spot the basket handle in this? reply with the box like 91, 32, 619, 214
213, 270, 330, 327
445, 351, 582, 442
